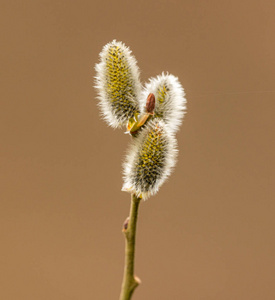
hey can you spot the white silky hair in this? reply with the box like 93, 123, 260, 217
140, 73, 187, 134
94, 40, 187, 200
94, 40, 142, 128
122, 119, 178, 200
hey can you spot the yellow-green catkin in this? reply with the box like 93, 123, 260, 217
140, 73, 186, 134
95, 40, 142, 128
122, 119, 177, 200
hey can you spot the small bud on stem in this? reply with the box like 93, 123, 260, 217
123, 217, 130, 231
146, 93, 155, 114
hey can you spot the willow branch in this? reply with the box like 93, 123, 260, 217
119, 194, 141, 300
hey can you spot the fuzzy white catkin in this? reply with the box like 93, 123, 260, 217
122, 119, 177, 200
140, 73, 186, 134
94, 40, 142, 128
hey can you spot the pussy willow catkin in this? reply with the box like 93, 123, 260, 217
141, 73, 186, 134
122, 119, 177, 200
95, 40, 141, 128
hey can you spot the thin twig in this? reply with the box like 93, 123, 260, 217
119, 194, 141, 300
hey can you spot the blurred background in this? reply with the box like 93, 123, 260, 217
1, 0, 275, 299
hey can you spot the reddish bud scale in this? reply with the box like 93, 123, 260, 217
146, 93, 155, 114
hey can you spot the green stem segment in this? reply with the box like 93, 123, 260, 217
119, 194, 141, 300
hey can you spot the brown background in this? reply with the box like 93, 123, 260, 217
1, 1, 275, 299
